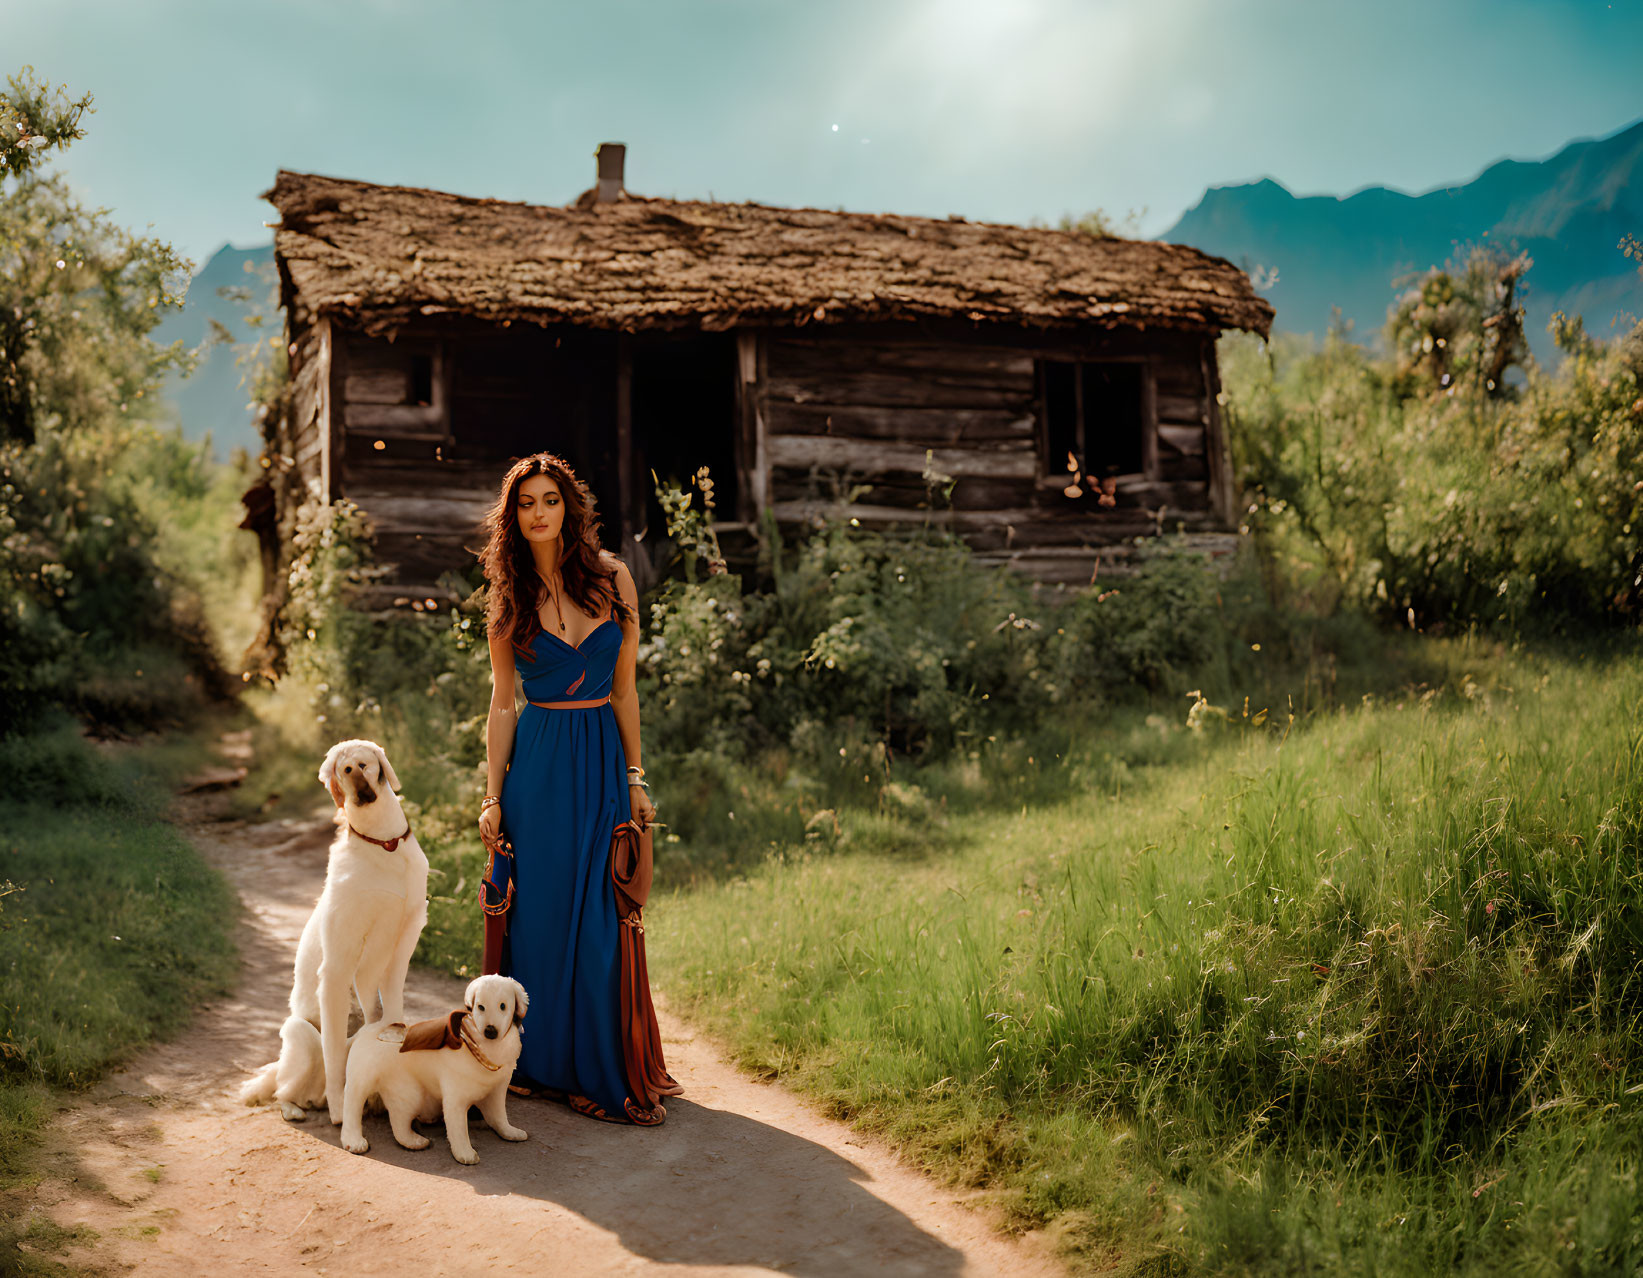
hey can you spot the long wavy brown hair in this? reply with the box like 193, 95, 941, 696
479, 453, 632, 654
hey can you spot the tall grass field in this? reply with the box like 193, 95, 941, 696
647, 647, 1643, 1275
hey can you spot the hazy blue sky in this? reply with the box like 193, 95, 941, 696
8, 0, 1643, 269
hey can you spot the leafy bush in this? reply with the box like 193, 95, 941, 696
640, 473, 1327, 763
1225, 263, 1643, 634
640, 518, 1055, 761
1228, 310, 1643, 630
0, 423, 234, 729
1051, 546, 1231, 696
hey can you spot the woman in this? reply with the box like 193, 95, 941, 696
476, 452, 680, 1125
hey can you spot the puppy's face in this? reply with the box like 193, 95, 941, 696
464, 975, 528, 1042
318, 739, 401, 810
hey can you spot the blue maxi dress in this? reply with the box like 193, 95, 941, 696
489, 611, 662, 1122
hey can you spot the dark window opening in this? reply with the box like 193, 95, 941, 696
1040, 360, 1146, 483
409, 354, 434, 406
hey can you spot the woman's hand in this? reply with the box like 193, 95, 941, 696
478, 802, 503, 849
630, 784, 656, 829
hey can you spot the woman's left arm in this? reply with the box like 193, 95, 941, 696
608, 561, 655, 826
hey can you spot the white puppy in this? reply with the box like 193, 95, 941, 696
240, 740, 429, 1124
341, 975, 529, 1164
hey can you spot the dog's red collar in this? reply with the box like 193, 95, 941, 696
349, 822, 412, 853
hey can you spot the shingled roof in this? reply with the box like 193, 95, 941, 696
265, 170, 1273, 339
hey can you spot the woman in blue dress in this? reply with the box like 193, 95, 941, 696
475, 452, 680, 1125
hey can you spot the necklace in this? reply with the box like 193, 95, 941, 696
544, 573, 567, 634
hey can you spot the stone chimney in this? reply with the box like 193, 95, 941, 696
595, 143, 626, 204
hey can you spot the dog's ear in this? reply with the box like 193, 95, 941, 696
463, 977, 482, 1010
511, 980, 528, 1025
370, 742, 401, 794
317, 744, 345, 809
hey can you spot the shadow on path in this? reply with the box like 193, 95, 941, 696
287, 1092, 967, 1276
36, 787, 1053, 1276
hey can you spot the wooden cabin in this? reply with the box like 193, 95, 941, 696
253, 149, 1271, 616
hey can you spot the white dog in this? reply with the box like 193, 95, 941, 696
240, 739, 429, 1124
341, 975, 529, 1164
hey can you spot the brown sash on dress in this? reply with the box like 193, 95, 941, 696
609, 819, 683, 1121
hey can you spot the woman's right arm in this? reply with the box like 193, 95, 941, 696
479, 633, 518, 847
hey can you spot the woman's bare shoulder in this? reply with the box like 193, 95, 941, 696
599, 551, 636, 586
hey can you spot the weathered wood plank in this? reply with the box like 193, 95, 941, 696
771, 470, 1037, 512
768, 500, 1216, 536
343, 434, 443, 465
346, 337, 417, 369
794, 321, 1211, 366
770, 500, 1074, 529
372, 530, 481, 582
1153, 357, 1206, 399
768, 338, 1035, 382
1156, 424, 1206, 457
353, 491, 492, 534
288, 338, 324, 488
345, 366, 409, 405
766, 402, 1035, 445
1116, 477, 1208, 508
318, 317, 341, 502
346, 403, 446, 432
1158, 453, 1209, 483
768, 434, 1036, 479
765, 371, 1032, 411
345, 458, 505, 492
1032, 475, 1210, 508
1156, 393, 1208, 425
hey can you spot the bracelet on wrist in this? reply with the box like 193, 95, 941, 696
480, 795, 501, 812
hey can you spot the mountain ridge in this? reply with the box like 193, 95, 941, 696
1164, 119, 1643, 355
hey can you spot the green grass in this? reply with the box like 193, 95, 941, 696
0, 720, 239, 1268
647, 644, 1643, 1275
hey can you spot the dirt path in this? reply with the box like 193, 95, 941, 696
31, 772, 1061, 1277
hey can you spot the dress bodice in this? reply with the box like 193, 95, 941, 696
517, 616, 621, 702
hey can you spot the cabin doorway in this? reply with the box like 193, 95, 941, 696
629, 331, 740, 548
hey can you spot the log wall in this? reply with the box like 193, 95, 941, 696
270, 313, 1238, 594
756, 324, 1232, 583
286, 325, 327, 501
